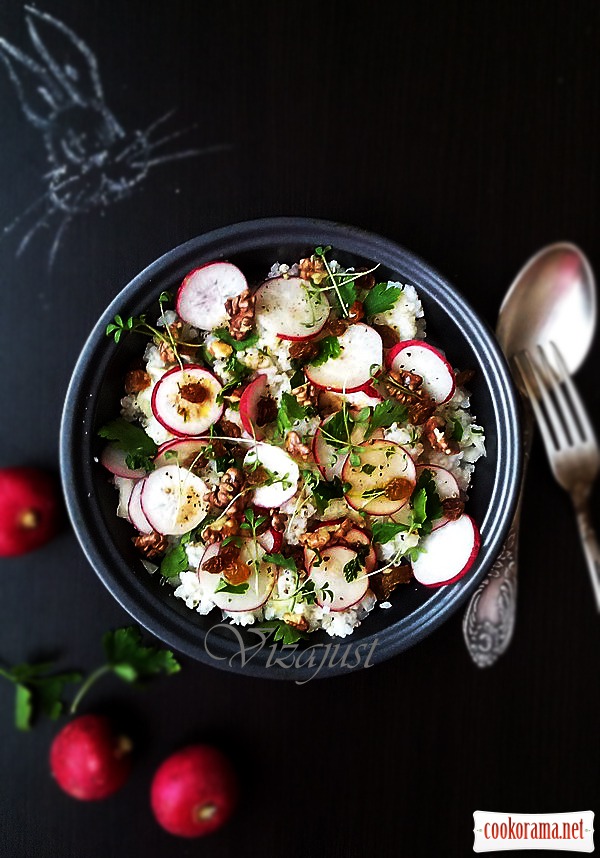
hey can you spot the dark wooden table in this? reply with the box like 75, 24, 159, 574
1, 2, 599, 856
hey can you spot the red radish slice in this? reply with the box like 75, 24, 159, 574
412, 514, 480, 587
305, 324, 383, 392
345, 384, 383, 408
343, 528, 377, 572
258, 528, 283, 553
342, 439, 417, 516
151, 365, 223, 437
308, 545, 369, 611
101, 443, 147, 480
254, 276, 330, 340
154, 437, 211, 469
243, 444, 299, 508
176, 262, 248, 331
239, 374, 270, 440
386, 340, 455, 404
128, 479, 153, 534
197, 538, 278, 612
416, 464, 461, 531
312, 413, 381, 481
141, 465, 209, 536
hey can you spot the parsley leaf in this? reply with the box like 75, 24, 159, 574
277, 392, 310, 436
310, 475, 346, 514
160, 542, 190, 578
0, 662, 82, 731
336, 278, 357, 312
213, 328, 260, 352
263, 553, 297, 572
310, 336, 341, 366
366, 400, 409, 437
410, 469, 444, 536
363, 282, 403, 317
257, 621, 308, 644
371, 520, 407, 544
97, 418, 157, 471
215, 579, 250, 594
450, 416, 464, 441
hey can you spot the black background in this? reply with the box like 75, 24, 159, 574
1, 2, 599, 856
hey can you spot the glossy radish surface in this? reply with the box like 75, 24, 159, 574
100, 443, 147, 479
342, 439, 416, 515
258, 527, 283, 553
128, 479, 153, 534
0, 466, 61, 557
386, 339, 455, 404
239, 374, 270, 440
50, 714, 132, 801
176, 262, 247, 331
308, 545, 369, 611
150, 744, 238, 838
141, 466, 208, 535
151, 365, 223, 436
254, 276, 329, 339
197, 539, 278, 611
305, 323, 383, 391
243, 444, 299, 507
412, 514, 480, 587
154, 437, 211, 470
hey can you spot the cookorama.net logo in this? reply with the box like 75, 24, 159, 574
473, 811, 594, 852
203, 623, 379, 684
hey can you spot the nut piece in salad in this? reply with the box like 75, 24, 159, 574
99, 247, 486, 640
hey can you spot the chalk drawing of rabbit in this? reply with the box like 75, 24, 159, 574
0, 5, 230, 267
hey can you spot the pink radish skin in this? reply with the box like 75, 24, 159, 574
305, 324, 383, 392
154, 438, 211, 470
151, 365, 223, 437
239, 374, 270, 440
386, 340, 455, 404
101, 443, 147, 480
254, 276, 330, 340
411, 514, 480, 587
308, 545, 369, 611
415, 464, 461, 531
128, 480, 153, 534
176, 262, 247, 331
258, 528, 284, 553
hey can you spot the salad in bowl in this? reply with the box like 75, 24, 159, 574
98, 245, 486, 642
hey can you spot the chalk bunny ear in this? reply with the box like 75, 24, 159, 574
0, 32, 66, 128
23, 6, 105, 108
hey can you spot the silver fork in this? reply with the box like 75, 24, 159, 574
514, 342, 600, 610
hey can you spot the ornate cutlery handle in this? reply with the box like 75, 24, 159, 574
572, 493, 600, 612
462, 401, 534, 667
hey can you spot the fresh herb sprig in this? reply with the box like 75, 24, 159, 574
362, 281, 403, 317
313, 246, 380, 317
97, 417, 158, 472
0, 662, 82, 731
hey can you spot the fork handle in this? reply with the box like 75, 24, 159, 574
572, 495, 600, 612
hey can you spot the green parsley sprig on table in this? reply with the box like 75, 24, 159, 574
0, 662, 82, 731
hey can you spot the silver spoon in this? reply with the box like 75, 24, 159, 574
462, 242, 597, 667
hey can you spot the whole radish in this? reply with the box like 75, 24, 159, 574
50, 714, 133, 800
150, 744, 238, 838
0, 466, 61, 556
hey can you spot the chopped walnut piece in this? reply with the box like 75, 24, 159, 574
298, 526, 333, 551
285, 431, 311, 461
255, 395, 278, 427
298, 256, 327, 284
157, 340, 177, 364
133, 531, 169, 559
442, 497, 465, 520
124, 369, 151, 394
288, 339, 320, 363
424, 416, 460, 455
382, 370, 437, 425
283, 613, 309, 632
371, 324, 399, 348
208, 340, 234, 359
225, 288, 255, 340
370, 564, 413, 601
295, 382, 319, 408
202, 516, 241, 544
205, 467, 244, 509
217, 419, 242, 438
394, 369, 423, 391
270, 511, 288, 532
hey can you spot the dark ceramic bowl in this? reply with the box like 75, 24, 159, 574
60, 217, 522, 680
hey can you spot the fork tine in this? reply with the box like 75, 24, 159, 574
536, 344, 578, 447
550, 341, 598, 446
514, 351, 561, 453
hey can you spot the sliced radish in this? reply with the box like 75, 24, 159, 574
154, 437, 211, 470
312, 413, 381, 481
243, 444, 299, 508
305, 324, 383, 392
254, 276, 330, 340
346, 384, 383, 408
342, 439, 416, 516
151, 365, 223, 437
308, 545, 369, 611
386, 340, 455, 404
114, 477, 136, 520
101, 443, 147, 479
176, 261, 248, 331
343, 528, 377, 572
258, 527, 284, 553
416, 464, 461, 531
197, 538, 278, 612
412, 514, 480, 587
239, 374, 270, 440
128, 479, 153, 534
140, 465, 209, 536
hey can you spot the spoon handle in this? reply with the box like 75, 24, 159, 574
462, 400, 534, 667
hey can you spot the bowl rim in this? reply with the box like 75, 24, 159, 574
60, 216, 523, 680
